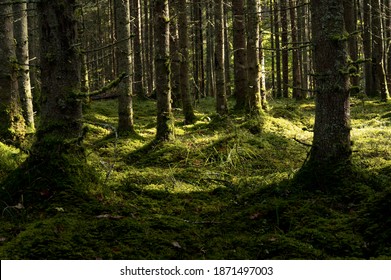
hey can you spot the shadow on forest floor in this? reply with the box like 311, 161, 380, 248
1, 97, 391, 259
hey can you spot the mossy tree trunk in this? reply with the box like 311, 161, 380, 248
232, 0, 247, 110
34, 0, 82, 154
154, 0, 175, 141
246, 0, 262, 116
178, 0, 196, 124
14, 1, 35, 133
115, 0, 135, 135
215, 0, 228, 115
308, 0, 352, 167
0, 2, 26, 143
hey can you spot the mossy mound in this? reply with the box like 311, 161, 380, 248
1, 98, 391, 259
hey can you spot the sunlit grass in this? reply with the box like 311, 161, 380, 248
1, 96, 391, 259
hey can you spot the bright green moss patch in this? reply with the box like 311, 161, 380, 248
1, 97, 391, 259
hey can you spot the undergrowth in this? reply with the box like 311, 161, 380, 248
0, 97, 390, 259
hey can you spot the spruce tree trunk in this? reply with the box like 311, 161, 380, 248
371, 0, 390, 101
14, 2, 35, 132
232, 0, 247, 110
178, 0, 196, 124
363, 1, 374, 97
115, 0, 134, 134
274, 0, 282, 98
280, 0, 289, 98
169, 1, 181, 106
290, 0, 303, 99
205, 1, 216, 98
154, 0, 175, 141
343, 0, 359, 95
215, 0, 228, 115
132, 0, 144, 97
0, 3, 25, 143
35, 0, 82, 152
246, 0, 262, 115
308, 0, 351, 166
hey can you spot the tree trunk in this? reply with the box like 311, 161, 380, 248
309, 0, 351, 166
363, 1, 374, 97
178, 0, 196, 124
170, 1, 181, 106
14, 2, 35, 132
205, 1, 216, 98
0, 3, 25, 143
154, 0, 175, 141
232, 0, 247, 110
132, 0, 145, 97
274, 0, 282, 98
280, 0, 289, 98
343, 0, 360, 95
224, 4, 231, 97
246, 0, 262, 115
215, 0, 228, 115
115, 0, 135, 134
371, 0, 389, 101
290, 0, 303, 99
35, 0, 82, 152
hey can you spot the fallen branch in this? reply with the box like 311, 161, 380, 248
293, 137, 312, 147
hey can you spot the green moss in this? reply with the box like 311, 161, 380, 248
1, 98, 391, 259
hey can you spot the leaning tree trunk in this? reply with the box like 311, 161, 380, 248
308, 0, 352, 167
154, 0, 175, 141
0, 2, 25, 143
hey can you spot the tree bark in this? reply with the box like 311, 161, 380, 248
132, 0, 145, 97
280, 0, 289, 98
246, 0, 262, 115
178, 0, 196, 124
0, 2, 25, 143
232, 0, 247, 110
215, 0, 228, 115
363, 1, 374, 97
274, 0, 282, 98
154, 0, 175, 141
290, 0, 303, 99
14, 2, 35, 132
115, 0, 135, 134
35, 0, 82, 153
371, 0, 389, 101
309, 0, 351, 166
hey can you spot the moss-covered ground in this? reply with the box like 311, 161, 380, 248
1, 97, 391, 259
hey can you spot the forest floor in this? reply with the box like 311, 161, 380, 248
1, 96, 391, 259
